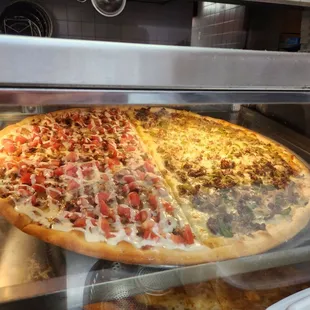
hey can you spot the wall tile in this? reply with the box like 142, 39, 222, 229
67, 5, 82, 22
37, 0, 192, 45
191, 2, 246, 49
81, 4, 95, 22
53, 5, 67, 21
68, 21, 82, 36
105, 24, 121, 40
82, 22, 95, 37
57, 20, 68, 36
95, 24, 108, 38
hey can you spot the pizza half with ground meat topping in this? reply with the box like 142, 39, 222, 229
128, 107, 310, 253
0, 107, 309, 265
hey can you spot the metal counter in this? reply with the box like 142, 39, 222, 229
0, 36, 310, 90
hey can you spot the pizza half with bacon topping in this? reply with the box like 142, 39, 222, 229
0, 107, 309, 265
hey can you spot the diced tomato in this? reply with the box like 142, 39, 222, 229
73, 217, 86, 228
91, 135, 100, 142
39, 163, 51, 169
125, 145, 136, 152
72, 113, 80, 121
117, 205, 131, 219
163, 201, 174, 214
91, 218, 98, 226
124, 175, 135, 184
3, 142, 16, 153
52, 142, 62, 150
128, 182, 139, 191
136, 170, 145, 180
16, 136, 28, 144
68, 180, 80, 190
128, 192, 140, 208
51, 160, 61, 167
20, 173, 32, 185
122, 184, 129, 194
121, 133, 133, 143
66, 152, 78, 162
108, 209, 116, 222
33, 125, 40, 133
35, 175, 46, 184
68, 213, 79, 221
107, 158, 120, 169
68, 143, 75, 152
49, 188, 62, 200
107, 126, 115, 134
19, 167, 29, 176
151, 176, 160, 184
31, 195, 38, 206
87, 123, 94, 130
54, 167, 64, 177
2, 139, 14, 144
82, 167, 93, 178
135, 209, 148, 222
66, 165, 78, 178
28, 139, 40, 148
18, 188, 31, 197
101, 218, 114, 238
86, 211, 95, 218
144, 160, 154, 173
98, 127, 105, 134
152, 214, 160, 223
143, 229, 159, 241
98, 192, 110, 202
148, 195, 158, 210
171, 234, 185, 244
142, 219, 156, 230
43, 142, 51, 148
99, 199, 109, 216
41, 127, 49, 134
124, 227, 132, 236
182, 224, 194, 245
81, 163, 93, 169
101, 173, 109, 181
33, 184, 46, 193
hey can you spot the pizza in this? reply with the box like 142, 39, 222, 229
84, 266, 310, 310
0, 107, 309, 265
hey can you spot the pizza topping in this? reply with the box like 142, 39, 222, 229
0, 109, 199, 251
132, 108, 310, 239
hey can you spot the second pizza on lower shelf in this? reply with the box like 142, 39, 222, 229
84, 266, 310, 310
0, 107, 309, 265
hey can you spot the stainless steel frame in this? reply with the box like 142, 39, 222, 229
0, 104, 309, 309
1, 36, 310, 90
1, 246, 310, 310
1, 88, 310, 106
1, 35, 310, 309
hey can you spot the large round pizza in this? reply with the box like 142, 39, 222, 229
0, 107, 309, 265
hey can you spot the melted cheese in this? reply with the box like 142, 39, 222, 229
0, 108, 202, 251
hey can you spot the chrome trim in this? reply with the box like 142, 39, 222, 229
0, 88, 310, 106
1, 36, 310, 90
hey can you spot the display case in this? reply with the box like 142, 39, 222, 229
1, 35, 310, 310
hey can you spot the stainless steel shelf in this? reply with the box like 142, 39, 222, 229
1, 36, 310, 90
1, 246, 310, 310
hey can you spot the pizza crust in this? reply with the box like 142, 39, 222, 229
1, 193, 309, 265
